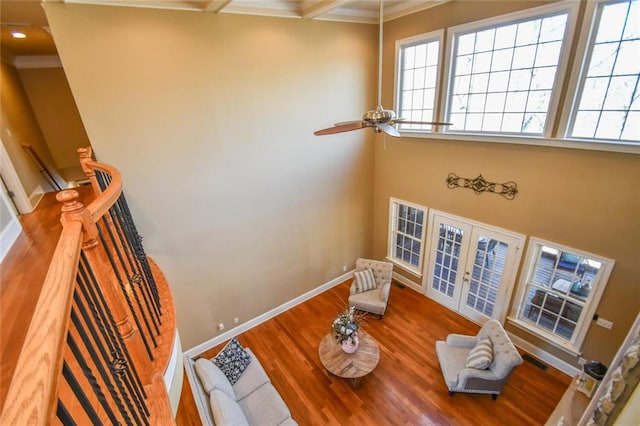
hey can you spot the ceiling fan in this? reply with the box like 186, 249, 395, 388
314, 0, 451, 138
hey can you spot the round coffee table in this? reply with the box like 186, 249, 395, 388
318, 331, 380, 389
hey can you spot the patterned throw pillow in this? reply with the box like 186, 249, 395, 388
354, 269, 377, 293
212, 338, 252, 385
465, 338, 493, 369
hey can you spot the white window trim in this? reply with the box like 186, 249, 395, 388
394, 29, 446, 125
387, 197, 428, 277
557, 0, 638, 144
441, 1, 580, 138
508, 237, 615, 355
398, 128, 640, 154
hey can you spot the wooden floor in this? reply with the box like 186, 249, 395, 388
176, 280, 571, 425
1, 189, 571, 424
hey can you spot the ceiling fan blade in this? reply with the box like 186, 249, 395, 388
335, 120, 363, 126
377, 123, 400, 137
314, 121, 366, 136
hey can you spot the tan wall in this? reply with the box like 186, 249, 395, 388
44, 3, 377, 349
18, 67, 90, 172
375, 1, 640, 367
0, 60, 59, 201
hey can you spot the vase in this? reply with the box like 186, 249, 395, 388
341, 334, 359, 354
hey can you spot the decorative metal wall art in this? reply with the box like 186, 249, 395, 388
446, 173, 518, 200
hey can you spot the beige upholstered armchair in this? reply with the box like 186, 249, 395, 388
348, 258, 393, 318
435, 319, 523, 400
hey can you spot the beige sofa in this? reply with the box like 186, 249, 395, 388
186, 348, 297, 425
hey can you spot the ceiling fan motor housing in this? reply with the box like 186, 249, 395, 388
363, 107, 395, 125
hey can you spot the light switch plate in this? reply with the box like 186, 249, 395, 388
596, 317, 613, 329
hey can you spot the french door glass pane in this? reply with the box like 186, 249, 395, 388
465, 236, 507, 317
432, 224, 464, 297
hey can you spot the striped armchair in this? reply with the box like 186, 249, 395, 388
348, 258, 393, 318
435, 319, 523, 400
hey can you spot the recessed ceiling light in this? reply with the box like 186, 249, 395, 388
11, 32, 27, 39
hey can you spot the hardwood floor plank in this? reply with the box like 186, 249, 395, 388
178, 281, 570, 425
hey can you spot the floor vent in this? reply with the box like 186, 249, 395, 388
523, 354, 548, 371
392, 280, 406, 289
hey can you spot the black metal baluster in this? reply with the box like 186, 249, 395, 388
110, 199, 162, 320
69, 305, 135, 425
95, 226, 156, 358
56, 400, 77, 426
61, 358, 104, 425
77, 253, 149, 411
101, 213, 161, 336
116, 193, 160, 304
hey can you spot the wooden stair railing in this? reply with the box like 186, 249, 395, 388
0, 148, 175, 425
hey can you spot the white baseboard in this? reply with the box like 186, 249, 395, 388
29, 185, 44, 209
163, 330, 183, 416
0, 219, 22, 263
184, 270, 354, 358
392, 271, 423, 294
508, 332, 580, 377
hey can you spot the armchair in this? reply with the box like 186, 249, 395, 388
348, 258, 393, 318
435, 319, 523, 399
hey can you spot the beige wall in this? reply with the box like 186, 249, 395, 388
44, 3, 377, 349
376, 1, 640, 367
0, 60, 59, 202
18, 67, 90, 173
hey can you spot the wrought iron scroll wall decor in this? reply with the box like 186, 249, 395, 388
446, 173, 518, 200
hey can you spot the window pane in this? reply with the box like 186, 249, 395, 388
447, 11, 568, 135
398, 38, 441, 131
390, 201, 427, 271
519, 241, 610, 347
571, 0, 640, 143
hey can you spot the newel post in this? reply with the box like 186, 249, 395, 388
57, 189, 153, 385
78, 147, 101, 194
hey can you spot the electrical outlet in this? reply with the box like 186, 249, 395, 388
218, 323, 225, 331
578, 357, 587, 365
596, 317, 613, 329
343, 265, 347, 272
234, 317, 239, 324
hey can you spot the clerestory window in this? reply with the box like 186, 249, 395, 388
444, 5, 572, 135
566, 0, 640, 143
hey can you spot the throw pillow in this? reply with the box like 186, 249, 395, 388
213, 338, 252, 385
209, 389, 249, 426
465, 338, 493, 370
354, 269, 377, 293
194, 358, 236, 400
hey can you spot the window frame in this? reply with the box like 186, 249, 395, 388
558, 0, 640, 145
441, 1, 579, 138
509, 237, 615, 355
387, 198, 428, 277
394, 30, 446, 131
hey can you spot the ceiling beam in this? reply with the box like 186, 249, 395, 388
301, 0, 355, 20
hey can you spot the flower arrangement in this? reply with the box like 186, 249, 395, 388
331, 306, 365, 345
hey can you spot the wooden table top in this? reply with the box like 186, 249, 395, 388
318, 331, 380, 379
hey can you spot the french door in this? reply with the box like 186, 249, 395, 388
424, 211, 524, 323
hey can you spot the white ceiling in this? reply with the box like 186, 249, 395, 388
0, 0, 447, 57
45, 0, 446, 24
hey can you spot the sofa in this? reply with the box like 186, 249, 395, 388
435, 319, 523, 399
186, 340, 297, 426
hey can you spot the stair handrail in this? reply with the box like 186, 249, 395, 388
0, 149, 174, 425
